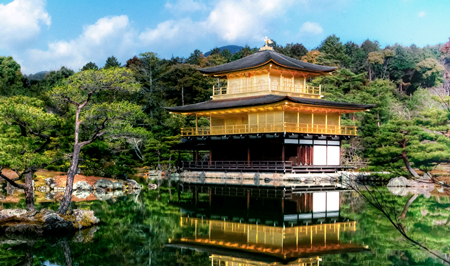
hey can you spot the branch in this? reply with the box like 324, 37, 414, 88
0, 168, 26, 190
60, 96, 81, 107
79, 91, 94, 109
341, 174, 450, 264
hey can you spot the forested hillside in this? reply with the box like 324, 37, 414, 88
1, 35, 450, 178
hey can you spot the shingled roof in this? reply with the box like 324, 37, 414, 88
166, 95, 375, 113
198, 50, 336, 75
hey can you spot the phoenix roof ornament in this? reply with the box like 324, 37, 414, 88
260, 37, 274, 51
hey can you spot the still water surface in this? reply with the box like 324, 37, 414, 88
1, 178, 449, 265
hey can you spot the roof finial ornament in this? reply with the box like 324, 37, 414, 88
260, 36, 274, 51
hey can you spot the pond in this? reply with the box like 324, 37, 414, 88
1, 177, 449, 265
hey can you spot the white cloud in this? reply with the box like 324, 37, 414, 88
203, 0, 293, 42
18, 0, 298, 73
25, 15, 136, 73
299, 21, 323, 36
418, 11, 425, 17
165, 0, 206, 13
0, 0, 51, 50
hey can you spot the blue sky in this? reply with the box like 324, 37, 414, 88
0, 0, 449, 74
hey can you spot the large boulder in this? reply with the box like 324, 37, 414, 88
72, 209, 100, 228
126, 179, 142, 190
5, 224, 43, 236
94, 189, 113, 201
113, 190, 123, 197
45, 178, 57, 189
387, 176, 414, 187
73, 190, 91, 199
0, 209, 27, 218
94, 179, 114, 191
42, 212, 75, 232
74, 181, 92, 191
36, 186, 50, 193
147, 183, 158, 190
113, 182, 123, 190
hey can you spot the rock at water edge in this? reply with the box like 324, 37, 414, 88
94, 179, 113, 190
74, 181, 93, 191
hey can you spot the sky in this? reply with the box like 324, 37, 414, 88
0, 0, 449, 74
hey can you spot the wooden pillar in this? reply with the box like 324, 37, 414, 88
195, 143, 198, 165
195, 114, 198, 135
305, 146, 310, 165
193, 188, 198, 206
247, 139, 250, 166
296, 195, 300, 221
310, 145, 314, 166
246, 190, 250, 220
296, 145, 300, 166
209, 188, 212, 212
281, 197, 285, 216
209, 141, 212, 166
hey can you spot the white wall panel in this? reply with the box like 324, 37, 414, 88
327, 146, 340, 166
313, 145, 327, 165
326, 192, 340, 211
313, 192, 326, 213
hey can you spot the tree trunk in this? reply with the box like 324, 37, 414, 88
61, 239, 73, 266
24, 169, 35, 212
368, 66, 372, 81
58, 107, 83, 215
401, 139, 420, 178
57, 144, 81, 214
400, 194, 418, 219
401, 151, 420, 178
377, 111, 380, 127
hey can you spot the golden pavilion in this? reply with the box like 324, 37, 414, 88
167, 182, 369, 265
167, 39, 374, 173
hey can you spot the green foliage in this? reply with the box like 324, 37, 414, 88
0, 96, 59, 172
104, 56, 121, 69
81, 62, 99, 71
415, 58, 445, 87
49, 67, 147, 176
317, 34, 350, 67
0, 56, 24, 97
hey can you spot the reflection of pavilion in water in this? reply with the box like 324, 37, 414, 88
168, 180, 369, 265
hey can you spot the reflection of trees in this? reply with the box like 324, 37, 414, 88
344, 178, 450, 264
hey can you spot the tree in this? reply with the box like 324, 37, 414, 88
104, 56, 121, 69
0, 56, 24, 97
186, 49, 204, 65
415, 58, 445, 88
81, 62, 99, 71
317, 35, 349, 67
289, 43, 308, 59
220, 49, 233, 62
360, 39, 380, 54
370, 118, 450, 177
49, 67, 146, 214
344, 41, 368, 74
301, 50, 320, 64
367, 51, 384, 81
0, 96, 58, 211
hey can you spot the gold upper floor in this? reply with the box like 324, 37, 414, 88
181, 102, 358, 136
212, 64, 324, 100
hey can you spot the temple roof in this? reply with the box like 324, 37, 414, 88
198, 50, 336, 75
166, 94, 375, 113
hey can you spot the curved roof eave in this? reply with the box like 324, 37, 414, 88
165, 95, 375, 113
198, 50, 336, 75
